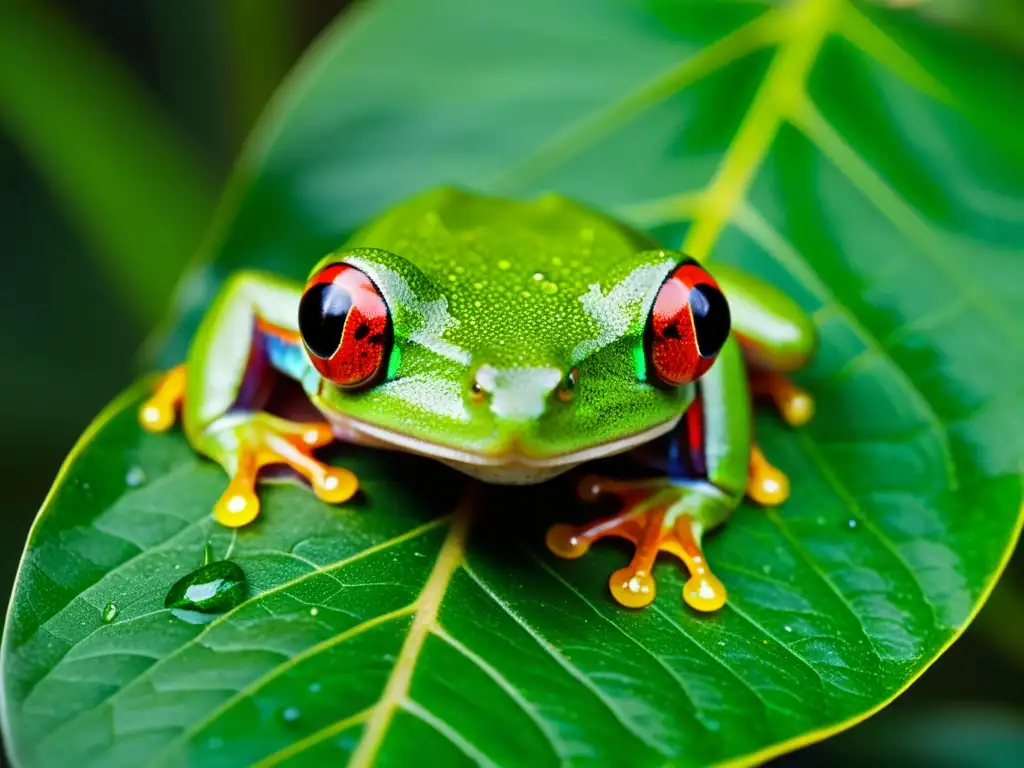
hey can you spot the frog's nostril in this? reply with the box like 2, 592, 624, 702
469, 377, 487, 404
557, 367, 579, 403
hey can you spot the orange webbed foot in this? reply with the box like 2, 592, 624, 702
210, 416, 358, 528
546, 476, 726, 612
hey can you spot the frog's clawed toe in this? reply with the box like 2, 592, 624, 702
546, 476, 726, 612
210, 416, 358, 528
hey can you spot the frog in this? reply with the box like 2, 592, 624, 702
140, 187, 815, 613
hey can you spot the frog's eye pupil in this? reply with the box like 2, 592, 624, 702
690, 284, 729, 358
299, 263, 392, 388
299, 282, 352, 359
645, 258, 730, 387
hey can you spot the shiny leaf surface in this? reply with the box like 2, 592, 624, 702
4, 0, 1023, 766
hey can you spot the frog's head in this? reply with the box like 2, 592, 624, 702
298, 191, 730, 484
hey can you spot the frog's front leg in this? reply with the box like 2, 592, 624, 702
547, 336, 750, 612
139, 272, 358, 527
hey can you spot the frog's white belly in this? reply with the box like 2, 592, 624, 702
325, 412, 682, 485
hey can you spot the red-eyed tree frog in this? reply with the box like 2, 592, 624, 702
141, 188, 815, 613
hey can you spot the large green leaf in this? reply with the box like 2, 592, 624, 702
4, 0, 1023, 766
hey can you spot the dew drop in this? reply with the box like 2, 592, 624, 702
784, 625, 792, 633
282, 706, 301, 723
309, 682, 322, 693
102, 602, 118, 623
847, 519, 858, 529
310, 607, 319, 617
532, 272, 545, 281
125, 466, 147, 487
165, 561, 248, 615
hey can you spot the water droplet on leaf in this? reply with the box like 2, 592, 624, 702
164, 561, 247, 614
125, 466, 147, 487
282, 706, 301, 723
102, 602, 118, 623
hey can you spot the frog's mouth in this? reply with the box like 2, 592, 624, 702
324, 412, 683, 485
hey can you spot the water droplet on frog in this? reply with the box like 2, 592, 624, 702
282, 706, 301, 723
102, 602, 118, 623
164, 561, 247, 615
125, 466, 147, 487
532, 272, 545, 281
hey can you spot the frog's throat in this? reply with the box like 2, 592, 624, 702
323, 412, 683, 486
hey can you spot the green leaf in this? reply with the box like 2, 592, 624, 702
4, 0, 1023, 766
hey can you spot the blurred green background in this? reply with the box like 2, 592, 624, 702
0, 1, 1021, 765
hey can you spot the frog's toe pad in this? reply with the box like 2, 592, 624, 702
747, 444, 790, 506
214, 484, 260, 528
610, 567, 656, 608
311, 466, 359, 503
139, 364, 187, 433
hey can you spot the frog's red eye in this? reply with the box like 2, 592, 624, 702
299, 263, 392, 388
645, 258, 731, 386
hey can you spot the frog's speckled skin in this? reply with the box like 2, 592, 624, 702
140, 187, 816, 612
